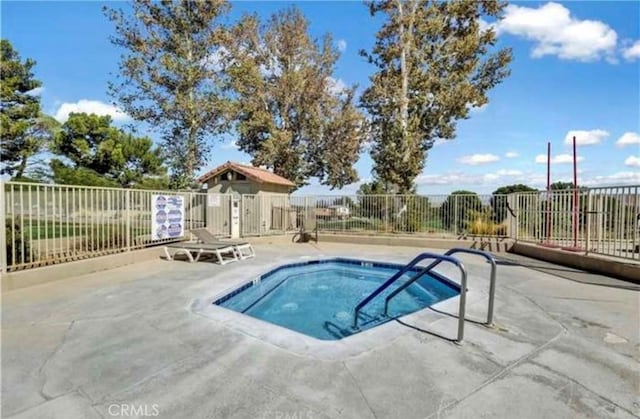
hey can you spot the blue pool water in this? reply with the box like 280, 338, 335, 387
215, 258, 459, 340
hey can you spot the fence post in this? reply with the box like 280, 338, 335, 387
635, 186, 639, 261
126, 189, 131, 251
0, 180, 6, 275
308, 196, 317, 233
385, 196, 389, 233
282, 195, 287, 235
585, 190, 592, 255
514, 195, 519, 241
454, 195, 459, 234
187, 192, 192, 232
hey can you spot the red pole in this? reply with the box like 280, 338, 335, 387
546, 142, 552, 244
562, 136, 582, 252
540, 141, 559, 248
572, 135, 579, 248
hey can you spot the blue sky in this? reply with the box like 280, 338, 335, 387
2, 1, 639, 194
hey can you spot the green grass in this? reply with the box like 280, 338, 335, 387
11, 219, 145, 240
317, 218, 381, 230
318, 216, 448, 233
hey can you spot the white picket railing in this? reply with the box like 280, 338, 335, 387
2, 181, 638, 272
1, 181, 232, 272
311, 193, 511, 237
511, 186, 639, 260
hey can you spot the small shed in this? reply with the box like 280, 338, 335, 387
198, 161, 295, 196
198, 162, 297, 235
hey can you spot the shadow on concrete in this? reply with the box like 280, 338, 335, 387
394, 319, 457, 343
496, 253, 640, 291
495, 259, 586, 273
425, 306, 488, 327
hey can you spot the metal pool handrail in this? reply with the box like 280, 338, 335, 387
352, 252, 468, 342
383, 248, 497, 326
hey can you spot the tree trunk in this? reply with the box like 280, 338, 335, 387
397, 0, 418, 165
15, 154, 27, 179
397, 0, 408, 136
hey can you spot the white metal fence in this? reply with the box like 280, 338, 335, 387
1, 182, 232, 271
2, 181, 638, 272
512, 186, 639, 260
312, 193, 511, 237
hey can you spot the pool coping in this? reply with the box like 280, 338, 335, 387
191, 256, 486, 360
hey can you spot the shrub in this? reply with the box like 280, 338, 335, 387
5, 218, 31, 266
394, 195, 431, 233
465, 208, 508, 236
440, 191, 483, 233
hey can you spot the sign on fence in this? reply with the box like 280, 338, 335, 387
151, 194, 185, 240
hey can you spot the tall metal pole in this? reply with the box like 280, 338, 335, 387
562, 135, 582, 252
540, 142, 558, 248
573, 135, 579, 248
546, 142, 552, 244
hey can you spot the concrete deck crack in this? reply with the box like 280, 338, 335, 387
5, 389, 86, 419
425, 325, 568, 419
342, 361, 379, 419
528, 360, 640, 418
37, 320, 76, 400
539, 295, 624, 303
424, 270, 635, 418
424, 282, 573, 419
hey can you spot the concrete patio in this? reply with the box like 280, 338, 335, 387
1, 242, 638, 419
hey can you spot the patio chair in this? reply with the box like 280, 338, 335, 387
190, 228, 256, 260
163, 242, 238, 265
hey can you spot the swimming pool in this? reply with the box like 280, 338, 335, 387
214, 258, 460, 340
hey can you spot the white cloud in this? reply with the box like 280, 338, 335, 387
505, 151, 519, 158
496, 2, 617, 62
54, 100, 128, 123
535, 154, 584, 164
221, 140, 239, 150
622, 40, 640, 61
468, 103, 488, 114
624, 155, 640, 167
457, 153, 500, 165
416, 168, 638, 190
478, 18, 494, 34
336, 39, 347, 52
202, 46, 230, 72
26, 86, 44, 96
416, 169, 540, 187
326, 77, 348, 96
616, 132, 640, 147
564, 129, 609, 146
581, 171, 640, 186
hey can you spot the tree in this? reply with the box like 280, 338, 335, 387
550, 181, 574, 191
50, 160, 119, 187
360, 0, 512, 192
394, 195, 431, 232
105, 0, 232, 188
491, 183, 537, 222
0, 40, 54, 178
51, 113, 167, 188
440, 190, 483, 232
225, 7, 366, 189
356, 180, 388, 220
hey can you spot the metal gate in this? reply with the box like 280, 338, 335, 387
241, 194, 300, 236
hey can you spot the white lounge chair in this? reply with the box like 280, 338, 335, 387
190, 228, 255, 260
163, 242, 238, 265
